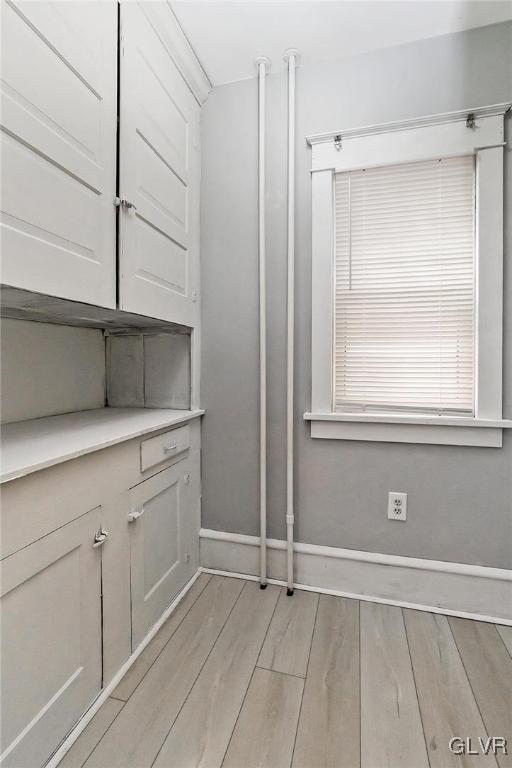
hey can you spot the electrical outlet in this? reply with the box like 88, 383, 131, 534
388, 491, 407, 521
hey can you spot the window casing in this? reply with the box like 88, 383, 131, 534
306, 104, 511, 447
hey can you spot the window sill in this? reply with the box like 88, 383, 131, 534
303, 412, 512, 447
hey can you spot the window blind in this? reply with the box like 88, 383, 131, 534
334, 155, 475, 414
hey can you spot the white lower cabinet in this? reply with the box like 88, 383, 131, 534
128, 455, 199, 649
0, 507, 103, 768
0, 428, 201, 768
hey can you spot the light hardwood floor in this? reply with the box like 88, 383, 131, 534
60, 574, 512, 768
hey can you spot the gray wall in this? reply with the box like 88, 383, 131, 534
1, 319, 105, 423
201, 22, 512, 569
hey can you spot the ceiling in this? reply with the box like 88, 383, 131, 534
171, 0, 512, 86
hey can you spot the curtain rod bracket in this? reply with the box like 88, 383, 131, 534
334, 134, 342, 150
466, 113, 476, 129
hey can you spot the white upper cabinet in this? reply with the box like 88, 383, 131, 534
0, 1, 118, 308
1, 1, 209, 325
118, 2, 201, 327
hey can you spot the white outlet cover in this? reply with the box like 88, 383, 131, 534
388, 491, 407, 521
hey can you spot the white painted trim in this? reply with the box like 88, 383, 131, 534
304, 412, 511, 446
200, 528, 511, 580
309, 110, 507, 173
304, 412, 512, 428
200, 567, 511, 627
46, 570, 203, 768
308, 424, 500, 446
306, 102, 511, 145
475, 146, 504, 420
311, 170, 334, 412
309, 106, 507, 443
199, 529, 512, 623
190, 327, 201, 411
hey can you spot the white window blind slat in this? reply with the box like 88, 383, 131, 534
334, 155, 475, 414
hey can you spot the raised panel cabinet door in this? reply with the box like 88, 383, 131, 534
118, 1, 201, 326
0, 507, 103, 768
128, 458, 198, 649
0, 0, 117, 307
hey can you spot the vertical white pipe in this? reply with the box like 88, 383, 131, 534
255, 56, 270, 588
284, 49, 298, 596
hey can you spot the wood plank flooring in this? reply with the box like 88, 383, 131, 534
360, 603, 429, 768
223, 668, 303, 768
62, 576, 512, 768
292, 594, 359, 768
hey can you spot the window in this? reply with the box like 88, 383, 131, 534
306, 104, 511, 447
334, 156, 475, 415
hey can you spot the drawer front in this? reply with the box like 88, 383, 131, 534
140, 425, 190, 472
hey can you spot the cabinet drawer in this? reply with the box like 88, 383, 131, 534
140, 425, 190, 472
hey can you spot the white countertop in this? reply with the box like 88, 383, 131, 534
0, 407, 204, 483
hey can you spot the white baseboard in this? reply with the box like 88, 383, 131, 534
200, 529, 512, 625
45, 570, 203, 768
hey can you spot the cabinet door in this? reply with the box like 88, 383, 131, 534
0, 1, 117, 307
129, 457, 199, 649
118, 1, 200, 327
0, 507, 103, 768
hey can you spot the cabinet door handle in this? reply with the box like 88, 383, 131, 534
113, 197, 137, 211
93, 528, 109, 548
163, 442, 178, 454
128, 507, 144, 523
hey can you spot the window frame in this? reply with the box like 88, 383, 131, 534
306, 104, 511, 447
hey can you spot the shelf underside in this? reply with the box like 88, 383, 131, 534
1, 286, 190, 334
